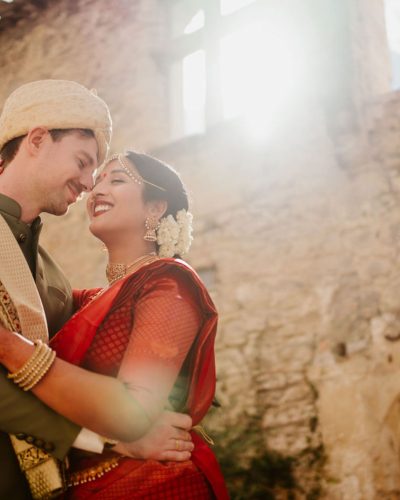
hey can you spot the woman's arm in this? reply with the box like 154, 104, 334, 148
0, 328, 150, 442
116, 276, 200, 423
0, 274, 200, 443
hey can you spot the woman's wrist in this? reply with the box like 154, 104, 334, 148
0, 325, 14, 362
0, 326, 34, 369
7, 340, 56, 391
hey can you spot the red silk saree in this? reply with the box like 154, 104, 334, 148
51, 259, 229, 499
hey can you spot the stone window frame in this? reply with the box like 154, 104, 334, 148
166, 0, 265, 140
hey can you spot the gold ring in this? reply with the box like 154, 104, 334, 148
175, 439, 181, 451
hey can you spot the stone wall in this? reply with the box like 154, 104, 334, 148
311, 92, 400, 499
0, 0, 170, 152
2, 0, 400, 497
151, 90, 400, 497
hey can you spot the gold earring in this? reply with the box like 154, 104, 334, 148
144, 216, 160, 242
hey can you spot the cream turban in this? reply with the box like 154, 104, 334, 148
0, 80, 112, 164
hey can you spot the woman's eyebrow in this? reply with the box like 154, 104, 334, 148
94, 168, 130, 184
110, 169, 130, 176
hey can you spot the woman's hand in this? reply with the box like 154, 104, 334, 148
113, 410, 194, 461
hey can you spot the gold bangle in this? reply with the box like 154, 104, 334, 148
13, 342, 49, 385
7, 340, 45, 381
21, 347, 53, 390
23, 349, 56, 391
7, 340, 56, 392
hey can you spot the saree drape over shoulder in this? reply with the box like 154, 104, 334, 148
50, 258, 228, 499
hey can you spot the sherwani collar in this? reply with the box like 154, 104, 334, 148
0, 194, 42, 275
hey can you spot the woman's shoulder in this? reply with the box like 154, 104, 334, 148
155, 257, 196, 272
143, 257, 201, 285
137, 258, 217, 314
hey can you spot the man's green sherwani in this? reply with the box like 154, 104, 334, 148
0, 195, 81, 499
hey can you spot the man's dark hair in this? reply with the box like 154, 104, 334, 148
0, 128, 95, 166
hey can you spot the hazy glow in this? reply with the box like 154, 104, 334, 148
183, 50, 206, 135
384, 0, 400, 88
184, 10, 205, 34
219, 20, 309, 140
385, 0, 400, 52
171, 3, 204, 38
220, 0, 255, 16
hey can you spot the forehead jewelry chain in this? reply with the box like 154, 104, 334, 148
106, 154, 166, 192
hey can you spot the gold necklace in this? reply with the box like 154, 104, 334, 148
106, 253, 158, 285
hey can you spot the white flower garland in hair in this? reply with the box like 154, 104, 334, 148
157, 209, 193, 258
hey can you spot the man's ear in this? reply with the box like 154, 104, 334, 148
25, 127, 49, 157
147, 200, 168, 220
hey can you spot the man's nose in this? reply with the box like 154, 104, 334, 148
81, 171, 95, 192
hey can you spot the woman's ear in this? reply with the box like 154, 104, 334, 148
147, 200, 168, 220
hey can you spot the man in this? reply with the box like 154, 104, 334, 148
0, 80, 192, 499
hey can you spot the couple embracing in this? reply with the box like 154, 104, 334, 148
0, 80, 228, 499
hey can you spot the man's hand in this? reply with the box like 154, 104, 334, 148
113, 410, 194, 461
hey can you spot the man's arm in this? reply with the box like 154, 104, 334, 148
0, 367, 80, 460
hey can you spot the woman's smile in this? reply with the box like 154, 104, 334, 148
92, 201, 113, 217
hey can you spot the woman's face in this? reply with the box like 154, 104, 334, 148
87, 158, 148, 240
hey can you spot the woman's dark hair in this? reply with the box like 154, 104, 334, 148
125, 150, 189, 218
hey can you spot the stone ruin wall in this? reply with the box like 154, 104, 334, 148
155, 97, 400, 498
2, 0, 400, 497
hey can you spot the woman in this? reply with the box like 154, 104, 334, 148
0, 151, 228, 499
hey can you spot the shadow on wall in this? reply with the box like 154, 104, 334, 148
210, 412, 326, 499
